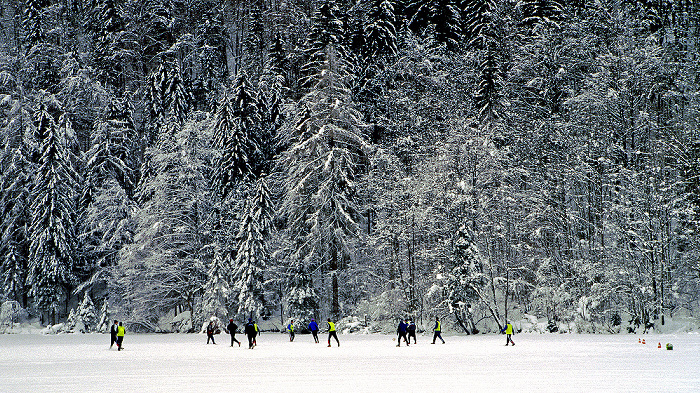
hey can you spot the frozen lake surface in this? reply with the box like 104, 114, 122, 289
1, 332, 698, 392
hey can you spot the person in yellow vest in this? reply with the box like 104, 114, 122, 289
116, 322, 125, 351
500, 321, 515, 346
287, 319, 295, 342
431, 316, 445, 344
327, 318, 340, 347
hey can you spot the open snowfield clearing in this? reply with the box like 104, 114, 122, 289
1, 332, 698, 392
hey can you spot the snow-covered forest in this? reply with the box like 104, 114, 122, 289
0, 0, 699, 334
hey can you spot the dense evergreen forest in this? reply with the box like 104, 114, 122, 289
1, 0, 699, 333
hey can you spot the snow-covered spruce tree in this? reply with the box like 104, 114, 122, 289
27, 105, 79, 323
194, 6, 228, 111
95, 299, 110, 332
364, 0, 399, 60
406, 0, 463, 48
210, 95, 253, 198
86, 97, 139, 198
86, 0, 126, 91
119, 118, 213, 331
0, 144, 32, 305
299, 1, 346, 91
202, 251, 231, 319
280, 18, 371, 319
287, 266, 319, 321
443, 224, 488, 333
519, 0, 565, 27
77, 292, 98, 332
461, 0, 497, 47
231, 177, 274, 320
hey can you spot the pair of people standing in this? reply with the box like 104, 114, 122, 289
299, 318, 339, 347
244, 318, 259, 349
110, 320, 125, 350
396, 319, 418, 346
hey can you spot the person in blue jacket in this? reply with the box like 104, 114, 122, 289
287, 319, 295, 342
431, 316, 445, 344
308, 318, 319, 343
500, 321, 515, 346
396, 318, 409, 347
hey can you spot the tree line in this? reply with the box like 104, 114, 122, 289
0, 0, 698, 333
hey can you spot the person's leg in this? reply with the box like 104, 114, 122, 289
248, 335, 254, 349
438, 332, 445, 343
333, 332, 340, 346
432, 332, 437, 344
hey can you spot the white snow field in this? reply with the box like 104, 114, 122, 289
1, 332, 698, 393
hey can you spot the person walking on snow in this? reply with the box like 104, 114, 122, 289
287, 319, 296, 342
407, 319, 417, 344
327, 318, 340, 347
245, 318, 257, 349
431, 316, 445, 344
501, 321, 515, 346
227, 319, 240, 347
308, 319, 319, 343
110, 320, 118, 348
116, 322, 125, 350
206, 321, 217, 344
397, 319, 409, 346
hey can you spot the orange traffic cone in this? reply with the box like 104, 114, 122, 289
658, 342, 662, 348
642, 339, 646, 344
638, 338, 641, 343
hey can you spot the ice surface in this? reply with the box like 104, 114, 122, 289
1, 332, 698, 392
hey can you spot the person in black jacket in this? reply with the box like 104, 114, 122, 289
226, 319, 240, 347
244, 319, 257, 349
396, 319, 409, 347
110, 320, 118, 348
206, 321, 217, 344
407, 319, 417, 344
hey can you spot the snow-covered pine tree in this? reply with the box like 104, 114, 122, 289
95, 299, 110, 332
202, 251, 231, 320
77, 292, 98, 332
281, 17, 371, 319
299, 1, 346, 91
87, 0, 126, 91
0, 145, 32, 305
86, 97, 139, 198
519, 0, 565, 27
406, 0, 463, 48
119, 118, 212, 330
27, 104, 79, 322
444, 224, 487, 334
231, 177, 274, 319
194, 6, 228, 111
22, 0, 45, 50
164, 63, 191, 128
65, 308, 77, 331
286, 266, 319, 321
461, 0, 497, 48
364, 0, 399, 60
210, 95, 252, 198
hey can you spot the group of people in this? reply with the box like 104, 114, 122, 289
112, 316, 516, 350
207, 318, 260, 349
396, 316, 445, 346
287, 318, 340, 347
109, 320, 126, 350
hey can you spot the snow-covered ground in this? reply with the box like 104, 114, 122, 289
1, 332, 698, 392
